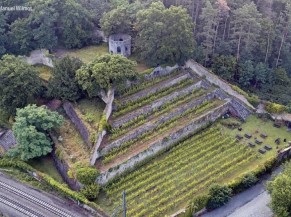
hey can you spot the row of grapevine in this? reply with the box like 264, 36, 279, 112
103, 100, 222, 164
103, 127, 257, 216
113, 78, 196, 117
109, 88, 207, 141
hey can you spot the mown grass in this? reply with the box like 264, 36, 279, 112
220, 115, 291, 160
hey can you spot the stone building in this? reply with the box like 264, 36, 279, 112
108, 34, 131, 57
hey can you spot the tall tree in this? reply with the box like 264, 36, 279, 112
135, 2, 195, 66
9, 105, 63, 161
230, 2, 262, 61
76, 54, 137, 97
100, 5, 132, 37
47, 56, 83, 101
0, 55, 42, 114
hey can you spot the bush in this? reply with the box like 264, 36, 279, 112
265, 102, 286, 114
76, 167, 100, 185
184, 194, 209, 217
206, 184, 232, 210
229, 172, 258, 194
80, 183, 100, 201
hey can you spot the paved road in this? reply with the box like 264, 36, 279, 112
0, 173, 93, 217
202, 168, 281, 217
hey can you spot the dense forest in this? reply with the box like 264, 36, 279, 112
1, 0, 291, 105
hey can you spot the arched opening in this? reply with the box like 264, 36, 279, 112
117, 46, 121, 53
119, 38, 123, 41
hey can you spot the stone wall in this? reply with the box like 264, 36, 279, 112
24, 49, 53, 67
97, 101, 230, 185
185, 60, 254, 109
144, 65, 179, 80
63, 102, 92, 148
277, 146, 291, 162
90, 88, 115, 166
101, 90, 218, 156
108, 34, 131, 57
112, 81, 204, 128
50, 134, 81, 190
119, 72, 190, 105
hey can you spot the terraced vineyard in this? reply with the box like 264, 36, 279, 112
95, 69, 254, 216
103, 127, 257, 216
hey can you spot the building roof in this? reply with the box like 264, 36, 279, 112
0, 130, 16, 154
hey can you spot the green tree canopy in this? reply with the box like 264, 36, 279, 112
135, 2, 195, 66
100, 5, 132, 37
9, 105, 63, 161
206, 184, 232, 210
48, 56, 83, 101
268, 161, 291, 217
76, 54, 137, 97
0, 55, 42, 114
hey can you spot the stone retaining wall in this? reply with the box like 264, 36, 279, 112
101, 90, 218, 156
90, 88, 115, 166
97, 101, 230, 185
24, 49, 53, 67
63, 102, 92, 148
185, 60, 254, 109
144, 65, 179, 80
119, 72, 190, 105
112, 81, 204, 128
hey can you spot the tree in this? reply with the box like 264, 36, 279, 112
76, 54, 137, 97
9, 105, 63, 161
230, 2, 262, 61
0, 13, 7, 56
48, 56, 83, 101
100, 5, 132, 37
212, 55, 237, 81
135, 2, 195, 66
206, 184, 232, 210
0, 55, 42, 114
254, 62, 269, 88
238, 60, 254, 87
268, 161, 291, 217
76, 167, 100, 185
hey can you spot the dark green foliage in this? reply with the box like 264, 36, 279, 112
9, 105, 63, 161
206, 184, 232, 210
76, 54, 137, 97
76, 167, 100, 185
241, 173, 258, 189
100, 5, 132, 37
80, 183, 100, 200
48, 56, 83, 101
268, 161, 291, 217
0, 55, 42, 114
135, 2, 195, 66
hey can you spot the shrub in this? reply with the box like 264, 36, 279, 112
220, 119, 241, 129
80, 183, 100, 200
184, 194, 209, 216
206, 184, 232, 210
76, 167, 100, 185
265, 102, 286, 114
241, 173, 258, 188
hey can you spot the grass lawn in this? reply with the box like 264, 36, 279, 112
65, 43, 108, 64
28, 155, 63, 183
219, 115, 291, 160
34, 65, 53, 81
74, 98, 105, 132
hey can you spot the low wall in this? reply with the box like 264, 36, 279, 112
63, 102, 92, 148
24, 49, 53, 67
112, 81, 203, 128
50, 134, 81, 190
144, 64, 179, 80
185, 60, 254, 109
90, 88, 115, 166
101, 90, 218, 156
97, 101, 230, 185
277, 146, 291, 162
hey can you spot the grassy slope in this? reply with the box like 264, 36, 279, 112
28, 155, 63, 183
